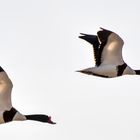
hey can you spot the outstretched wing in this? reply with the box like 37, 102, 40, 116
79, 33, 100, 66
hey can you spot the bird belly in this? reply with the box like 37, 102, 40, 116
92, 65, 117, 78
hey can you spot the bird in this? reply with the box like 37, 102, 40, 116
0, 66, 56, 124
77, 27, 140, 78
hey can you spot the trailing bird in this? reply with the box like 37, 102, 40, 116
77, 27, 140, 78
0, 67, 56, 124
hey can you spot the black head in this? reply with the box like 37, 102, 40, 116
97, 27, 112, 44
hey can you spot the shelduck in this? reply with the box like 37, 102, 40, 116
0, 67, 56, 124
77, 27, 140, 78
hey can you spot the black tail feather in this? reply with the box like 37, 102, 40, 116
25, 114, 56, 124
135, 70, 140, 75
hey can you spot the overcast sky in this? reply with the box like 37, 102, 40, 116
0, 0, 140, 140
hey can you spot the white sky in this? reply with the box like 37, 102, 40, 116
0, 0, 140, 140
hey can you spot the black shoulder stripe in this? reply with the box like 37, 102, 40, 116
93, 45, 99, 66
0, 66, 4, 72
117, 63, 127, 76
96, 42, 107, 66
3, 107, 17, 122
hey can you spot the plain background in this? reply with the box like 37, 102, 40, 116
0, 0, 140, 140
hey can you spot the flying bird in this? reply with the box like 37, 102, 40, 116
77, 27, 140, 78
0, 67, 56, 124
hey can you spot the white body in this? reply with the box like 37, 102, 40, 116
79, 29, 136, 78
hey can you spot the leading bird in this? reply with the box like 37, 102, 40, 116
77, 27, 140, 78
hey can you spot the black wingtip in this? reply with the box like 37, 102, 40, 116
79, 33, 94, 38
79, 33, 87, 39
79, 33, 99, 47
99, 27, 105, 30
80, 33, 86, 35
